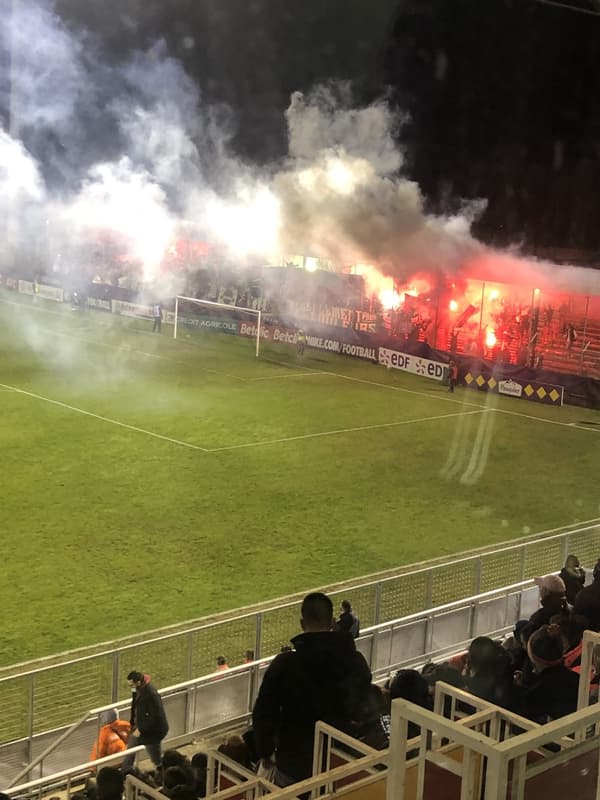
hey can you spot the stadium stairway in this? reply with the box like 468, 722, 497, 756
541, 316, 600, 377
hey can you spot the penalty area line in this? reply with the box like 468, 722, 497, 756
0, 382, 209, 452
249, 372, 330, 382
206, 409, 487, 452
2, 297, 248, 381
317, 371, 598, 435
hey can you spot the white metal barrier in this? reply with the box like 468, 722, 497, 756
1, 520, 596, 752
1, 578, 541, 789
388, 685, 600, 800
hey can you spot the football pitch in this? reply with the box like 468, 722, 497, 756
1, 291, 599, 666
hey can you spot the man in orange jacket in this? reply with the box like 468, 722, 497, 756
90, 708, 131, 763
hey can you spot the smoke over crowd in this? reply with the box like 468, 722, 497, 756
1, 0, 599, 300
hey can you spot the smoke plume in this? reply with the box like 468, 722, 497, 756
1, 0, 599, 300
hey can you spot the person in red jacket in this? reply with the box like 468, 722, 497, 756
90, 709, 131, 764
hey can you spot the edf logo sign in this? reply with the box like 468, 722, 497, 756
389, 351, 411, 368
378, 348, 446, 382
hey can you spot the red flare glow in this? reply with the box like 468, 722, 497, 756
486, 329, 497, 348
379, 288, 401, 310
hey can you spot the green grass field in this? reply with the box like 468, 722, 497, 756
1, 290, 599, 666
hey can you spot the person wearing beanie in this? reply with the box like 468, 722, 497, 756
515, 624, 580, 723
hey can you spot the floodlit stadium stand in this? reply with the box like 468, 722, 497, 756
1, 519, 600, 799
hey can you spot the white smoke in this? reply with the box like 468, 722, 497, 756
0, 129, 45, 202
271, 87, 484, 279
1, 0, 598, 300
62, 159, 175, 279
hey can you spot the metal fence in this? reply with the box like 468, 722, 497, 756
3, 577, 538, 789
0, 520, 598, 749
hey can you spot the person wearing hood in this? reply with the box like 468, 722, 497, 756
252, 592, 371, 787
90, 708, 131, 764
122, 671, 169, 771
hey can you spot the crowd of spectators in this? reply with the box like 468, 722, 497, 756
76, 567, 600, 798
391, 554, 600, 729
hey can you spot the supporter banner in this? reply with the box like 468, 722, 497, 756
286, 301, 378, 333
463, 369, 564, 405
378, 347, 446, 381
111, 299, 152, 319
87, 297, 112, 312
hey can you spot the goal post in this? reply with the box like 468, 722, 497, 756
173, 295, 263, 357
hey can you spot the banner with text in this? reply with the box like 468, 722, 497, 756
17, 280, 64, 302
462, 370, 564, 405
165, 310, 238, 333
238, 322, 377, 361
378, 347, 447, 381
111, 299, 152, 319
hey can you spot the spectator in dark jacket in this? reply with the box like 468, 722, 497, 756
335, 600, 360, 638
159, 750, 195, 790
463, 637, 516, 711
515, 624, 580, 723
96, 767, 124, 800
559, 555, 586, 605
122, 671, 169, 770
387, 669, 431, 740
252, 592, 371, 786
573, 560, 600, 631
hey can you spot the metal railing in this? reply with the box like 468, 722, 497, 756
388, 687, 600, 800
1, 577, 540, 788
0, 519, 597, 752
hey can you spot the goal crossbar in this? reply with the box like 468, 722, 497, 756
173, 295, 262, 357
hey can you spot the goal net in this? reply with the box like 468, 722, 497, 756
173, 295, 263, 357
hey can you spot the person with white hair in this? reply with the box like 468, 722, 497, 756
525, 574, 568, 635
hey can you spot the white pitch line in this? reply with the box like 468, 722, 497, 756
265, 358, 600, 434
0, 296, 66, 318
495, 406, 600, 432
205, 409, 487, 452
316, 370, 600, 434
4, 294, 598, 432
2, 298, 248, 381
0, 382, 209, 452
322, 370, 493, 411
40, 326, 248, 381
249, 372, 330, 382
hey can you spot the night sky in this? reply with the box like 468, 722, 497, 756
23, 0, 600, 259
